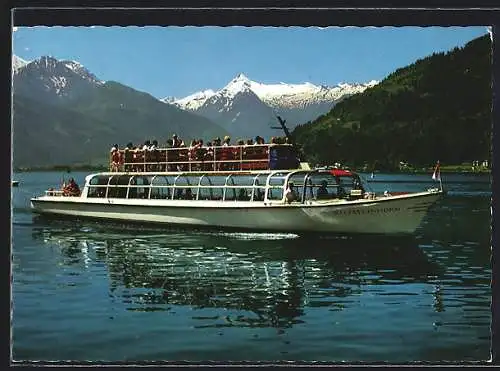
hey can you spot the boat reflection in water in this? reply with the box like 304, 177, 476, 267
31, 216, 444, 329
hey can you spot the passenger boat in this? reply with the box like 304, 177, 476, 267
30, 138, 444, 235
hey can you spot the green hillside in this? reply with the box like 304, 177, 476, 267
13, 94, 115, 167
68, 81, 227, 141
13, 81, 228, 168
292, 35, 492, 170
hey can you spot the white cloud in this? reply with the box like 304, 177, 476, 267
13, 26, 18, 32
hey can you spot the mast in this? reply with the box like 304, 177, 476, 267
270, 115, 293, 144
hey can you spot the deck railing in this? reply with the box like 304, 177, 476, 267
109, 144, 299, 173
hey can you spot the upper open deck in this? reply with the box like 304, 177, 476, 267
109, 143, 301, 173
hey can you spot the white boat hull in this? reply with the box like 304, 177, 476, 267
30, 191, 443, 235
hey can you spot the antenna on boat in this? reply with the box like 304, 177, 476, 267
270, 114, 293, 144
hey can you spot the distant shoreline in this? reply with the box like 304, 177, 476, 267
14, 166, 108, 173
13, 166, 491, 175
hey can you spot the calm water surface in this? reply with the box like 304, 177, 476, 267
11, 171, 492, 362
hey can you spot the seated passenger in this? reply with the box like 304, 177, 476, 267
353, 176, 365, 193
335, 176, 347, 198
254, 188, 264, 201
237, 189, 249, 201
316, 180, 329, 200
63, 178, 81, 196
284, 181, 298, 204
185, 188, 193, 200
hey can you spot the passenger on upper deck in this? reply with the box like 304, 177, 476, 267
255, 136, 265, 145
213, 137, 222, 147
172, 134, 182, 148
189, 139, 200, 152
110, 146, 122, 172
149, 140, 159, 170
204, 141, 215, 170
189, 139, 203, 169
223, 136, 231, 146
123, 142, 134, 171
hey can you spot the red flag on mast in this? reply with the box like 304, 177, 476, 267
432, 161, 441, 181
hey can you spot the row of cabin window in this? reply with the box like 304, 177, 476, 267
87, 174, 349, 199
86, 183, 346, 201
87, 186, 273, 201
90, 175, 270, 187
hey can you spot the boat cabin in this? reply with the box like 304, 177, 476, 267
78, 169, 367, 204
110, 143, 301, 173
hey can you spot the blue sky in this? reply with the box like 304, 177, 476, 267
12, 26, 488, 99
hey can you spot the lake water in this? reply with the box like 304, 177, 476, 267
11, 171, 492, 363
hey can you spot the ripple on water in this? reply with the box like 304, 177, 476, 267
11, 175, 492, 361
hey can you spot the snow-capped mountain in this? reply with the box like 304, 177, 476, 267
162, 89, 215, 111
13, 55, 103, 104
12, 55, 29, 72
196, 81, 276, 140
164, 73, 378, 139
12, 55, 227, 168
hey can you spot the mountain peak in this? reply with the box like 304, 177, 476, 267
28, 55, 104, 85
13, 55, 104, 101
227, 73, 252, 86
234, 73, 250, 81
12, 55, 29, 72
222, 73, 254, 98
166, 89, 216, 110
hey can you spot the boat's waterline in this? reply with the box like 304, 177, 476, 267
30, 190, 443, 235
